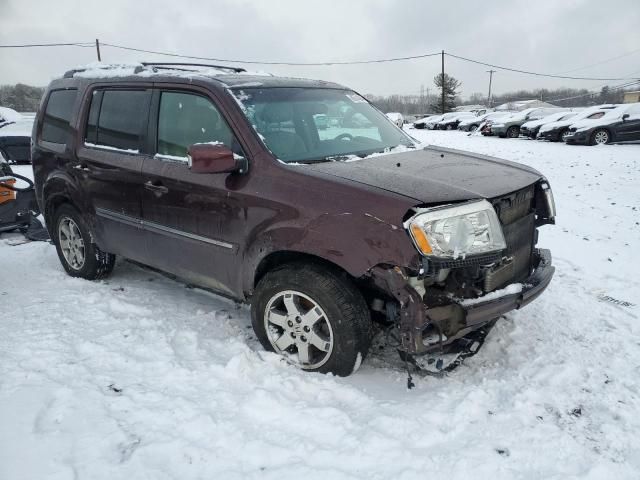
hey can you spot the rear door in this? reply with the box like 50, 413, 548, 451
76, 87, 152, 261
140, 88, 247, 296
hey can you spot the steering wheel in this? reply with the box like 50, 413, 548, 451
335, 133, 354, 141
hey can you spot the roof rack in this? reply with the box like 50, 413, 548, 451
140, 62, 246, 74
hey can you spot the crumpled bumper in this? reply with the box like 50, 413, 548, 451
369, 249, 555, 355
463, 248, 554, 326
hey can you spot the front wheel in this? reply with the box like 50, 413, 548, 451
53, 204, 115, 280
251, 263, 372, 376
591, 129, 610, 145
506, 126, 520, 138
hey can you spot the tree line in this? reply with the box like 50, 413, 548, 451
0, 84, 45, 112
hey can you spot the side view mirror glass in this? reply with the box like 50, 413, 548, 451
187, 143, 247, 174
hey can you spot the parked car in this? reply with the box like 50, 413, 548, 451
0, 111, 34, 164
33, 63, 556, 376
564, 103, 640, 145
489, 108, 569, 138
412, 114, 441, 129
459, 112, 509, 132
435, 112, 476, 130
537, 105, 618, 142
385, 112, 404, 128
520, 111, 581, 139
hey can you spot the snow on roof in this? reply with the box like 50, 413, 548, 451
495, 99, 558, 111
63, 62, 272, 80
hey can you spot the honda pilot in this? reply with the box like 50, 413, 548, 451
32, 63, 556, 376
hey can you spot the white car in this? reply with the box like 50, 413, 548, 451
385, 112, 404, 128
459, 112, 508, 132
412, 114, 441, 129
435, 112, 476, 130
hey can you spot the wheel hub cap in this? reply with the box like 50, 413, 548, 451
264, 290, 334, 369
58, 217, 85, 270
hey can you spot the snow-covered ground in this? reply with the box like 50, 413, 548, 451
1, 131, 639, 479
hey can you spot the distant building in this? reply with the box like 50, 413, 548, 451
494, 99, 558, 111
623, 91, 640, 104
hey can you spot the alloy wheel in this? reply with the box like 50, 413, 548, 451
58, 217, 85, 270
264, 290, 334, 369
594, 130, 609, 145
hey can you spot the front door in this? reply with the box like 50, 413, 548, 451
140, 89, 248, 296
76, 87, 152, 262
615, 118, 640, 142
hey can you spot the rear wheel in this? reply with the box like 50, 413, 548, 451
506, 126, 520, 138
252, 263, 372, 376
591, 129, 610, 145
469, 125, 478, 132
53, 204, 115, 280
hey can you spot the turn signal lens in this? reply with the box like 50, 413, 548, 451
410, 223, 432, 255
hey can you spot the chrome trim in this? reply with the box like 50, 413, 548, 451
153, 153, 188, 164
95, 207, 234, 250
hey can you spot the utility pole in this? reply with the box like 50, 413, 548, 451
441, 50, 445, 114
95, 38, 102, 62
486, 70, 495, 107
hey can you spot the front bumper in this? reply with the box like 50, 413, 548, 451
565, 130, 590, 144
371, 249, 554, 355
537, 129, 560, 141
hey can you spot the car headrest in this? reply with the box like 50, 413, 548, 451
259, 103, 294, 123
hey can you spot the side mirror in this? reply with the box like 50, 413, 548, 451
187, 143, 247, 174
622, 113, 630, 122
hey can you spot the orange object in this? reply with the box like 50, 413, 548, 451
0, 178, 16, 204
409, 223, 432, 255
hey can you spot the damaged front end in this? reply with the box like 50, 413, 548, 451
365, 181, 556, 361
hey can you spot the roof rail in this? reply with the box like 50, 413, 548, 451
141, 62, 246, 74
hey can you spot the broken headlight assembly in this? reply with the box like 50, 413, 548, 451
404, 200, 506, 259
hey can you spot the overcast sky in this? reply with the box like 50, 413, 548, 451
1, 0, 639, 98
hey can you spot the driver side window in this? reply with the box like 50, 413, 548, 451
157, 92, 237, 158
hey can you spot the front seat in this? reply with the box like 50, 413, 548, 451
258, 103, 307, 161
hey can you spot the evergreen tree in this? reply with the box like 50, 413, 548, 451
431, 73, 461, 113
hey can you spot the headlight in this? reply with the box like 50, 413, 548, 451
404, 200, 506, 259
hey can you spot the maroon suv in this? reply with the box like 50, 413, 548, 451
32, 63, 555, 376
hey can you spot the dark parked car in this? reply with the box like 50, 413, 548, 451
564, 103, 640, 145
32, 63, 556, 376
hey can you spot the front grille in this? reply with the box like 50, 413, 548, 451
486, 185, 537, 290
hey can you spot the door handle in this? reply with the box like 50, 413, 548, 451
144, 181, 169, 195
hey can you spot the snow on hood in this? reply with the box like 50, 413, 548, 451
0, 118, 34, 137
539, 106, 617, 134
0, 107, 22, 124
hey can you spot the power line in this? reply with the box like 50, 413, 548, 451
0, 42, 93, 48
556, 47, 640, 75
100, 42, 442, 66
445, 52, 640, 81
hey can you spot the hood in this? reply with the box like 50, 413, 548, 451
304, 146, 542, 204
540, 119, 573, 133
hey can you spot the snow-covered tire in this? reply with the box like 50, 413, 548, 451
52, 204, 115, 280
558, 128, 570, 142
251, 263, 372, 376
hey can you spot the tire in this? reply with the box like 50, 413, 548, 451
556, 129, 570, 142
52, 204, 115, 280
590, 128, 610, 145
506, 126, 520, 138
469, 125, 478, 132
446, 124, 454, 130
251, 263, 372, 376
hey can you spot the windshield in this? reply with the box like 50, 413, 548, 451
232, 87, 414, 163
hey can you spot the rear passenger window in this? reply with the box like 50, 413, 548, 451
85, 90, 150, 152
157, 92, 235, 158
41, 89, 77, 144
